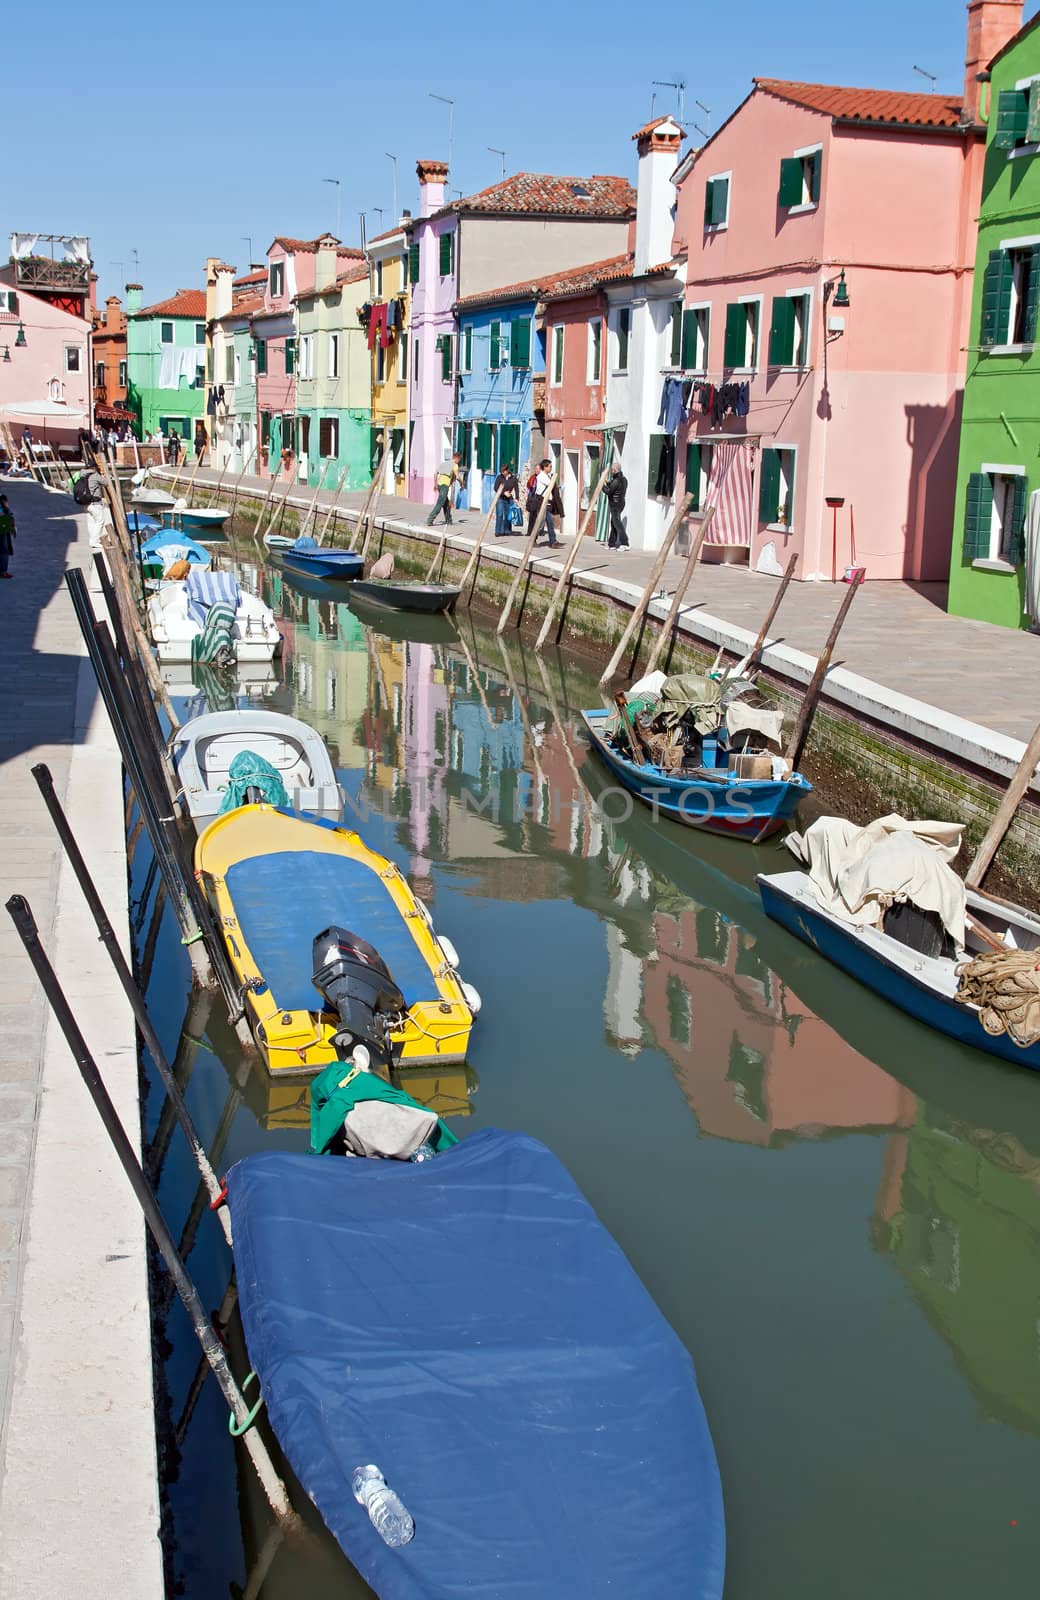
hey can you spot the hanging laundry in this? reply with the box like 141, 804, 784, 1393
387, 298, 400, 330
680, 380, 695, 423
658, 376, 684, 434
735, 382, 750, 418
367, 303, 389, 350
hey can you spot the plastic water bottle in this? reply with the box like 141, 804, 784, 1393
410, 1141, 436, 1163
351, 1464, 415, 1548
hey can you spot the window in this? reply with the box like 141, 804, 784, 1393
195, 322, 206, 345
759, 447, 796, 527
269, 261, 284, 298
160, 321, 174, 344
703, 173, 730, 229
669, 300, 683, 366
647, 432, 675, 496
582, 443, 601, 507
981, 242, 1040, 347
994, 81, 1040, 152
510, 316, 532, 369
500, 422, 520, 471
118, 360, 127, 388
319, 416, 339, 458
681, 305, 710, 372
0, 290, 18, 314
399, 334, 407, 383
489, 320, 502, 371
551, 324, 564, 385
778, 147, 822, 209
206, 347, 214, 382
438, 332, 453, 382
375, 341, 386, 383
587, 317, 602, 383
159, 416, 190, 438
94, 360, 105, 388
194, 363, 205, 389
225, 344, 234, 382
615, 307, 631, 372
63, 344, 81, 373
476, 421, 496, 472
298, 416, 311, 458
408, 242, 420, 285
234, 350, 242, 385
767, 291, 811, 366
455, 325, 470, 373
439, 230, 455, 277
327, 332, 339, 378
962, 467, 1028, 565
375, 259, 384, 296
255, 339, 267, 375
283, 336, 296, 376
723, 299, 760, 369
391, 427, 406, 474
413, 337, 419, 384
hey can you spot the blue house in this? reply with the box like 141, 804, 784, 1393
454, 289, 546, 513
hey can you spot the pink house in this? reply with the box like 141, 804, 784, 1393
0, 275, 91, 454
667, 5, 1014, 582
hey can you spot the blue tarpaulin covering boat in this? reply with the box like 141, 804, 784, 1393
279, 535, 364, 580
140, 530, 211, 575
228, 1130, 725, 1599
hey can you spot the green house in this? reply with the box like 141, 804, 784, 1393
125, 285, 208, 448
949, 12, 1040, 630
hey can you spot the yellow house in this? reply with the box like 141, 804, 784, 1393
365, 223, 410, 493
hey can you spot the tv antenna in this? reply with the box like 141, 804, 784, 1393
488, 146, 507, 181
912, 65, 937, 86
429, 93, 455, 172
651, 78, 686, 130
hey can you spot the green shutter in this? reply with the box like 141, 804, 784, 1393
759, 448, 781, 523
255, 339, 267, 375
703, 182, 714, 228
647, 433, 664, 495
440, 231, 454, 276
1024, 245, 1040, 342
670, 301, 682, 365
962, 472, 993, 560
462, 325, 472, 370
681, 309, 698, 370
408, 242, 420, 284
994, 89, 1029, 149
552, 325, 564, 383
500, 422, 521, 469
489, 321, 501, 369
723, 302, 745, 367
980, 249, 1014, 346
1027, 82, 1040, 144
440, 333, 452, 382
510, 317, 531, 368
476, 422, 492, 471
778, 157, 803, 207
768, 296, 796, 365
455, 422, 472, 467
704, 177, 728, 226
809, 149, 822, 202
284, 337, 295, 375
685, 441, 701, 509
1008, 474, 1029, 564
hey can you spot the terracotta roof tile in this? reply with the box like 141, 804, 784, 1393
754, 78, 964, 129
443, 172, 636, 219
234, 269, 267, 287
219, 295, 264, 321
457, 252, 661, 311
133, 288, 207, 319
367, 225, 408, 245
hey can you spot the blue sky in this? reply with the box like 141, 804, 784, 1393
9, 0, 979, 305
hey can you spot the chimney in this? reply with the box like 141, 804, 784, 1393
964, 0, 1024, 122
416, 159, 448, 218
316, 236, 338, 292
213, 263, 235, 320
125, 282, 142, 313
633, 116, 683, 275
105, 295, 121, 332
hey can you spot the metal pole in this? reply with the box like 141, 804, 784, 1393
4, 895, 295, 1526
29, 763, 230, 1243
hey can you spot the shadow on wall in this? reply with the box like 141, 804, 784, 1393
903, 395, 963, 582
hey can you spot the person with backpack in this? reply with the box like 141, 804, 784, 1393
526, 459, 561, 549
493, 462, 519, 535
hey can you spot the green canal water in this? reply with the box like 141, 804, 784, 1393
135, 543, 1040, 1598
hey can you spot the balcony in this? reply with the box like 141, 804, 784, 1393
14, 256, 91, 294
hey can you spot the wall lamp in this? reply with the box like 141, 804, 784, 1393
14, 321, 27, 348
1, 346, 9, 363
822, 270, 850, 345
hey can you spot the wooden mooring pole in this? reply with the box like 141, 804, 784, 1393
964, 716, 1040, 889
784, 570, 863, 771
496, 473, 557, 635
534, 466, 610, 651
643, 506, 715, 676
598, 492, 694, 686
459, 489, 503, 605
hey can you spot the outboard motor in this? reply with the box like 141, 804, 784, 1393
312, 925, 405, 1066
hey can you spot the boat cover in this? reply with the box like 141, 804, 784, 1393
786, 813, 967, 947
224, 848, 433, 1009
228, 1131, 725, 1599
309, 1059, 458, 1154
185, 567, 241, 625
217, 750, 290, 814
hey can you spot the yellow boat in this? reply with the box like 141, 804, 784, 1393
195, 805, 478, 1074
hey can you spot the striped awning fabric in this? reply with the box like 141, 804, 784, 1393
704, 439, 754, 546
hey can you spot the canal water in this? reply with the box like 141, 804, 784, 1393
134, 538, 1040, 1598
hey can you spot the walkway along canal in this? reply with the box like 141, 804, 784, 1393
133, 538, 1040, 1596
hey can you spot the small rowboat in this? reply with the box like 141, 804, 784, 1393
226, 1129, 725, 1598
172, 709, 344, 823
581, 706, 810, 843
348, 579, 461, 614
279, 536, 364, 580
758, 868, 1040, 1072
160, 505, 232, 533
195, 805, 478, 1073
140, 530, 210, 579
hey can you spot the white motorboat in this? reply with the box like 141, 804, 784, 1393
131, 486, 178, 510
146, 568, 282, 664
172, 710, 344, 822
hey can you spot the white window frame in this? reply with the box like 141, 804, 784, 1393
160, 321, 174, 344
788, 143, 823, 215
269, 261, 284, 298
0, 290, 16, 313
587, 317, 603, 384
781, 286, 814, 368
375, 258, 384, 296
64, 344, 82, 373
550, 324, 564, 386
298, 333, 314, 379
118, 359, 127, 388
1009, 74, 1040, 160
687, 301, 710, 373
990, 234, 1040, 351
375, 341, 386, 384
613, 306, 631, 374
734, 295, 763, 372
704, 170, 732, 233
459, 325, 473, 374
763, 442, 798, 531
979, 462, 1026, 566
327, 332, 339, 379
319, 415, 340, 459
94, 359, 105, 388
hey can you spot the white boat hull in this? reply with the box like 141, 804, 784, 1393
173, 709, 344, 823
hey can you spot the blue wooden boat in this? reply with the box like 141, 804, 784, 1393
160, 505, 231, 534
758, 868, 1040, 1072
279, 535, 363, 580
227, 1130, 725, 1599
581, 706, 810, 843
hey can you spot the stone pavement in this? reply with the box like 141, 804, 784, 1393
170, 465, 1040, 746
0, 481, 163, 1594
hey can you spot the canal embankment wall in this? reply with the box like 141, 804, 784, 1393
157, 469, 1040, 896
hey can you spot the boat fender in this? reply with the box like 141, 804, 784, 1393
461, 981, 482, 1016
437, 935, 460, 969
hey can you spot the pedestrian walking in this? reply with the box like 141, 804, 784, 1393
194, 423, 208, 464
0, 494, 16, 579
605, 463, 629, 549
527, 459, 561, 549
167, 432, 181, 466
494, 461, 519, 535
427, 452, 463, 526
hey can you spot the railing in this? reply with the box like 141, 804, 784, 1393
14, 257, 91, 293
